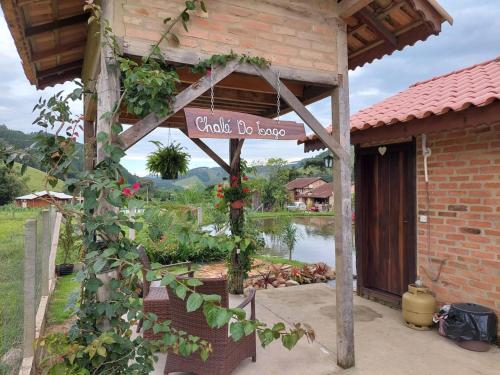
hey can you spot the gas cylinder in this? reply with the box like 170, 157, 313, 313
402, 284, 436, 330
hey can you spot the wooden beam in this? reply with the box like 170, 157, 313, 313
118, 59, 240, 150
331, 17, 355, 369
37, 67, 81, 88
83, 120, 95, 171
37, 59, 83, 79
230, 139, 245, 170
123, 39, 338, 87
24, 13, 87, 37
182, 131, 231, 174
254, 65, 349, 162
31, 40, 85, 62
337, 0, 374, 18
357, 8, 397, 47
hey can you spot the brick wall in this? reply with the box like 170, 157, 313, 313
120, 0, 338, 73
416, 122, 500, 329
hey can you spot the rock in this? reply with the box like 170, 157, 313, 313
325, 268, 336, 280
271, 280, 280, 288
276, 277, 287, 285
285, 280, 299, 287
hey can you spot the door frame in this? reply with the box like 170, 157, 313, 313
354, 139, 417, 304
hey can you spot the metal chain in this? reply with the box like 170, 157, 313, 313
276, 70, 281, 124
210, 63, 215, 115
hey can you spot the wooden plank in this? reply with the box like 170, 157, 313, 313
254, 65, 349, 162
357, 8, 397, 47
123, 39, 338, 87
337, 0, 374, 18
182, 130, 231, 174
332, 17, 355, 369
31, 39, 85, 62
176, 67, 304, 96
24, 13, 87, 37
37, 59, 83, 79
230, 139, 245, 170
184, 108, 305, 140
118, 59, 241, 150
38, 67, 81, 89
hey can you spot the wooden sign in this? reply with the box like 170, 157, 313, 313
184, 108, 305, 140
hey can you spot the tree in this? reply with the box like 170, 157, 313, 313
0, 164, 25, 205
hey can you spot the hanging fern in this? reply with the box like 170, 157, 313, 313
146, 141, 190, 179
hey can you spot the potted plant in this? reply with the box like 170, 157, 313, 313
56, 216, 80, 276
215, 175, 251, 209
146, 141, 190, 180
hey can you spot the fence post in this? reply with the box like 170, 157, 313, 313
23, 219, 37, 358
197, 207, 202, 226
41, 210, 50, 297
129, 208, 136, 240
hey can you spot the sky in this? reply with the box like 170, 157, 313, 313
0, 1, 499, 176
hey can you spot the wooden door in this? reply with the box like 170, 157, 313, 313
355, 141, 416, 300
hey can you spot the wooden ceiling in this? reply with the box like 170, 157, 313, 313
1, 0, 451, 124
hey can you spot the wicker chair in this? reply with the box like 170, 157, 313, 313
136, 245, 194, 340
165, 277, 257, 375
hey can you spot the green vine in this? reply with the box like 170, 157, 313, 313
191, 51, 270, 74
0, 2, 319, 374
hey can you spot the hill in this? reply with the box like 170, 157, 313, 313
0, 124, 137, 183
13, 163, 64, 192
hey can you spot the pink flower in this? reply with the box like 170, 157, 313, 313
242, 175, 248, 181
122, 187, 133, 197
132, 182, 141, 190
118, 176, 125, 185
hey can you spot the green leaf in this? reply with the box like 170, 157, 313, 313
186, 278, 203, 287
96, 131, 108, 143
146, 271, 157, 282
186, 293, 203, 312
94, 258, 107, 273
128, 199, 144, 209
86, 278, 103, 293
160, 273, 175, 286
215, 308, 232, 328
272, 322, 286, 332
281, 332, 299, 350
230, 322, 245, 341
175, 284, 188, 300
244, 321, 255, 336
202, 294, 221, 303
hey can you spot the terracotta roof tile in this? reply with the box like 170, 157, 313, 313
286, 177, 324, 190
301, 57, 500, 144
301, 183, 333, 199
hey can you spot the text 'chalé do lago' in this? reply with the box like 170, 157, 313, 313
195, 115, 287, 139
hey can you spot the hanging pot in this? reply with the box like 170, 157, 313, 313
161, 171, 178, 180
231, 200, 244, 209
56, 263, 74, 276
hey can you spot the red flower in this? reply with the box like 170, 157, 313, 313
122, 187, 133, 197
217, 184, 222, 188
242, 175, 248, 181
231, 176, 238, 182
132, 182, 141, 190
118, 176, 125, 185
243, 187, 250, 193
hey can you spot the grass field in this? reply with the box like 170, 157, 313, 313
0, 208, 40, 374
47, 275, 80, 325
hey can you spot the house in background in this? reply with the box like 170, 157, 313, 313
15, 191, 73, 208
301, 182, 334, 211
302, 57, 500, 335
286, 177, 326, 203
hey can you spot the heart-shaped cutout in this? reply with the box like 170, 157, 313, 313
378, 146, 387, 156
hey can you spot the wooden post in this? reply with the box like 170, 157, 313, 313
228, 139, 245, 294
84, 119, 95, 170
96, 1, 119, 163
23, 219, 37, 358
197, 207, 203, 226
332, 16, 355, 369
40, 209, 50, 297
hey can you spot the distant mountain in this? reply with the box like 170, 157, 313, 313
0, 124, 137, 184
13, 163, 64, 192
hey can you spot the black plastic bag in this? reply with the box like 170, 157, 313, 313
443, 303, 498, 343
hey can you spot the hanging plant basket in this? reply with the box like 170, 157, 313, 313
146, 141, 190, 180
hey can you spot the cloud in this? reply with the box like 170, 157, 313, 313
1, 1, 499, 176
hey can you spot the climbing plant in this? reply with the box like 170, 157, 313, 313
1, 1, 318, 374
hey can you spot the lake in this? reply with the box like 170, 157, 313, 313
251, 216, 356, 273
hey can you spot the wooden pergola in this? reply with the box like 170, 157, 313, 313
2, 0, 452, 368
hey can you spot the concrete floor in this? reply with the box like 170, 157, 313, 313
152, 284, 500, 375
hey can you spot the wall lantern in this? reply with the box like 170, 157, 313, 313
324, 153, 333, 168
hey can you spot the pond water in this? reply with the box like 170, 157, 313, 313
251, 216, 356, 273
